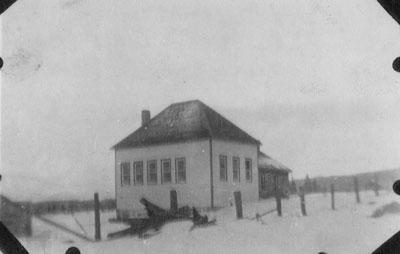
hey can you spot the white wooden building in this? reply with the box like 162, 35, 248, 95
112, 100, 261, 219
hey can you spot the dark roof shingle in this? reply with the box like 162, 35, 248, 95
113, 100, 260, 149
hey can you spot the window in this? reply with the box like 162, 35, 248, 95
134, 162, 144, 185
245, 158, 252, 182
120, 163, 130, 186
161, 159, 171, 184
220, 155, 227, 181
233, 157, 240, 182
175, 158, 186, 183
147, 160, 157, 185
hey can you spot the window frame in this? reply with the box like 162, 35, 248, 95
175, 157, 186, 184
134, 161, 144, 186
245, 158, 252, 182
219, 155, 228, 182
161, 159, 172, 184
232, 157, 240, 182
147, 160, 158, 185
120, 162, 131, 187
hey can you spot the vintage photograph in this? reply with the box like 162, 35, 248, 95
1, 0, 400, 253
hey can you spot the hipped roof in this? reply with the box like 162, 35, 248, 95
258, 151, 292, 174
113, 100, 260, 149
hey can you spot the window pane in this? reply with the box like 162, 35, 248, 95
162, 160, 171, 183
220, 156, 227, 181
178, 160, 184, 170
176, 158, 186, 183
245, 160, 250, 170
147, 161, 157, 184
245, 159, 252, 182
246, 170, 251, 181
233, 157, 240, 182
136, 175, 143, 185
178, 171, 186, 181
134, 162, 144, 185
121, 163, 130, 186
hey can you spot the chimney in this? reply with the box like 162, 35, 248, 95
142, 110, 151, 127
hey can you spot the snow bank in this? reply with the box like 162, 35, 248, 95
16, 191, 400, 254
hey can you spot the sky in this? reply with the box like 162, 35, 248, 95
1, 0, 400, 201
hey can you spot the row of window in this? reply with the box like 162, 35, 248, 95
120, 156, 253, 187
120, 158, 186, 186
220, 156, 253, 182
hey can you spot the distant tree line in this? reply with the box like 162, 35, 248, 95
303, 174, 321, 193
32, 198, 116, 215
288, 174, 321, 194
293, 168, 400, 194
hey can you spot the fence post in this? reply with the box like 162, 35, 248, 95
374, 173, 380, 197
299, 186, 307, 216
354, 176, 360, 203
234, 191, 243, 219
331, 184, 335, 210
170, 190, 178, 212
94, 193, 101, 241
374, 183, 379, 197
26, 203, 32, 237
276, 192, 282, 217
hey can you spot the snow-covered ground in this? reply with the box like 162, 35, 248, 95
18, 190, 400, 254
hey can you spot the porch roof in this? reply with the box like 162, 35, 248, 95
258, 151, 292, 174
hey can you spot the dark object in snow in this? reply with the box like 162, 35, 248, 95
371, 202, 400, 218
140, 198, 191, 220
108, 198, 216, 238
190, 207, 216, 230
140, 198, 171, 219
192, 207, 208, 225
108, 198, 192, 239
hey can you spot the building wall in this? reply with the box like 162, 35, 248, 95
211, 140, 259, 207
115, 139, 211, 218
259, 171, 290, 199
115, 139, 259, 218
